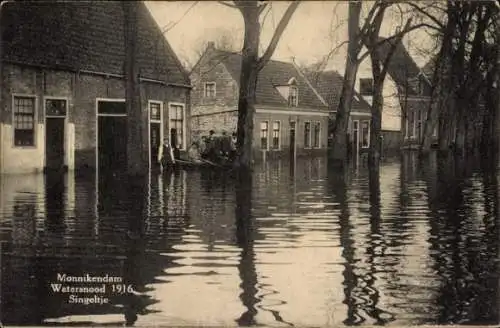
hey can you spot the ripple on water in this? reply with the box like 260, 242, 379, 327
0, 157, 498, 326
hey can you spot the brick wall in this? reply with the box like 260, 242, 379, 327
1, 63, 190, 173
253, 111, 329, 160
191, 111, 237, 141
190, 50, 238, 116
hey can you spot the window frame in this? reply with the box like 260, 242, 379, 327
304, 121, 311, 149
44, 96, 68, 118
360, 120, 370, 148
271, 120, 281, 150
148, 100, 163, 124
12, 94, 38, 148
288, 85, 298, 107
312, 121, 321, 149
204, 82, 216, 98
359, 78, 374, 96
167, 102, 187, 151
260, 120, 269, 150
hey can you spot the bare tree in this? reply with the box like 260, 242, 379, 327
329, 1, 432, 165
420, 1, 499, 156
219, 0, 300, 169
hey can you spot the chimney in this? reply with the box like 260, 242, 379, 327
207, 41, 215, 50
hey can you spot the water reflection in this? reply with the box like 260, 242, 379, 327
0, 154, 498, 326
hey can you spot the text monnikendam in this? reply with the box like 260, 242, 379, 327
56, 273, 123, 283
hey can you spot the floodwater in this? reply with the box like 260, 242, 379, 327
0, 153, 498, 326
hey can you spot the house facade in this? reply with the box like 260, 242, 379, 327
353, 38, 436, 152
190, 43, 331, 160
0, 1, 191, 174
305, 70, 373, 155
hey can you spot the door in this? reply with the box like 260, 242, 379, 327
289, 121, 296, 158
98, 116, 128, 172
150, 122, 161, 167
45, 118, 65, 170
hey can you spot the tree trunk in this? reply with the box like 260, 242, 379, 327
236, 6, 260, 170
369, 76, 384, 166
495, 15, 500, 168
123, 2, 146, 176
329, 1, 362, 165
330, 59, 359, 163
421, 3, 455, 155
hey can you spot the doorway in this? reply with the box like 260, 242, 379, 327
149, 101, 163, 169
150, 123, 161, 167
97, 100, 127, 173
45, 118, 65, 170
45, 98, 67, 172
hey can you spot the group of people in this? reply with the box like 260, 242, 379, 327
188, 130, 237, 164
158, 130, 238, 169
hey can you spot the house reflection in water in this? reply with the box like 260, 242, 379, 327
0, 154, 498, 326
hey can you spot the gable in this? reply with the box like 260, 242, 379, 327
306, 70, 372, 113
214, 51, 326, 109
1, 1, 190, 85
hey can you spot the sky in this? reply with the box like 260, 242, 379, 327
144, 1, 438, 72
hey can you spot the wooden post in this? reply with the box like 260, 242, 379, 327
123, 2, 146, 176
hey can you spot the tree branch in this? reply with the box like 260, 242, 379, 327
404, 1, 445, 30
217, 1, 238, 9
357, 22, 436, 63
258, 2, 268, 15
257, 1, 301, 70
381, 18, 413, 78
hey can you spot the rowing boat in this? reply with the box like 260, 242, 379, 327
170, 159, 235, 170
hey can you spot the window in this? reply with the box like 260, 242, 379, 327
272, 121, 280, 149
304, 122, 311, 148
169, 103, 185, 150
150, 102, 161, 121
416, 109, 423, 140
260, 121, 268, 149
13, 96, 36, 146
45, 99, 67, 116
361, 120, 370, 148
288, 86, 298, 107
313, 122, 321, 148
204, 82, 216, 98
408, 110, 415, 138
359, 78, 373, 96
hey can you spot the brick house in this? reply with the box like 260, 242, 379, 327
0, 1, 191, 174
189, 43, 331, 160
305, 70, 373, 154
376, 40, 435, 149
355, 38, 436, 151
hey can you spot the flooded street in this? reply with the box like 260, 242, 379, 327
0, 154, 498, 326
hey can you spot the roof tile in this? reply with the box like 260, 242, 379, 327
208, 49, 327, 109
1, 1, 190, 85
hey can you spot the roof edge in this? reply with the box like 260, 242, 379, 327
291, 59, 328, 107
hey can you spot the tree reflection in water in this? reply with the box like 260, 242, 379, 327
328, 163, 359, 325
234, 169, 259, 326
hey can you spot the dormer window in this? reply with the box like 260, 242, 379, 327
204, 82, 216, 98
418, 76, 427, 96
288, 85, 298, 107
360, 78, 373, 96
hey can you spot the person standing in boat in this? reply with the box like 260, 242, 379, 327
158, 137, 175, 171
